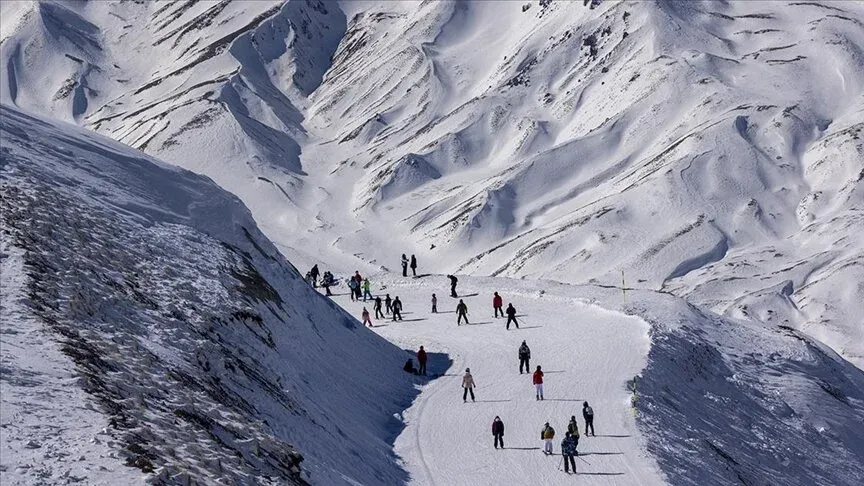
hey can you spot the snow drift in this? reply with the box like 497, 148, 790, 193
0, 104, 418, 485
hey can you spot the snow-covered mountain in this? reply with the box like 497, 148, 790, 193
3, 1, 864, 484
0, 104, 419, 485
3, 0, 862, 369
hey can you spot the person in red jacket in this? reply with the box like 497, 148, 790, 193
533, 365, 544, 400
493, 292, 504, 318
492, 416, 504, 449
417, 346, 427, 376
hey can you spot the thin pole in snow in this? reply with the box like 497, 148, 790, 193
622, 270, 626, 304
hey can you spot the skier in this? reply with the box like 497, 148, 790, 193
456, 299, 469, 325
401, 254, 409, 277
431, 293, 438, 313
410, 254, 417, 277
561, 432, 578, 473
462, 368, 476, 402
541, 422, 555, 455
385, 294, 393, 314
583, 401, 595, 436
417, 346, 427, 376
492, 416, 504, 449
310, 264, 320, 287
447, 274, 458, 297
362, 278, 372, 301
518, 341, 531, 374
321, 271, 333, 296
361, 307, 372, 327
493, 292, 503, 318
533, 365, 544, 400
506, 303, 519, 329
347, 277, 358, 302
392, 296, 403, 321
403, 359, 418, 374
374, 296, 384, 319
567, 415, 580, 442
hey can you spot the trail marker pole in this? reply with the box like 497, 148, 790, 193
622, 270, 626, 304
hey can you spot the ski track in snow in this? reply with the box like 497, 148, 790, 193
331, 273, 663, 485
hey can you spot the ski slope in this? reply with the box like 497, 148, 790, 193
357, 274, 661, 485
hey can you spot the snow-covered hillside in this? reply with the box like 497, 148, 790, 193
2, 0, 861, 369
0, 104, 419, 485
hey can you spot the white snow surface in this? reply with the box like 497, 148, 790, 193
3, 0, 864, 484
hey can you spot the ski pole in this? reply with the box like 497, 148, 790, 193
557, 455, 563, 471
577, 454, 591, 465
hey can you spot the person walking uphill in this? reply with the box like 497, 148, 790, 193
492, 416, 504, 449
392, 296, 403, 321
417, 346, 427, 376
456, 299, 469, 325
561, 432, 578, 473
385, 294, 392, 314
518, 341, 531, 374
374, 296, 384, 319
462, 368, 475, 402
506, 303, 519, 329
493, 292, 503, 318
447, 274, 458, 297
431, 293, 438, 313
541, 422, 555, 455
410, 254, 417, 277
533, 365, 544, 400
401, 254, 409, 277
310, 264, 320, 287
583, 401, 595, 436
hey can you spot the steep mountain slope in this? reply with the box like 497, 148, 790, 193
0, 104, 417, 485
2, 0, 861, 368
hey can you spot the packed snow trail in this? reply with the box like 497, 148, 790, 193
330, 273, 665, 485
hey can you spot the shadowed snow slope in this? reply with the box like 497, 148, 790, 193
3, 0, 862, 369
0, 104, 417, 485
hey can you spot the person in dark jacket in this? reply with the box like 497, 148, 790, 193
492, 416, 504, 449
567, 416, 580, 442
505, 303, 519, 329
493, 292, 503, 318
456, 299, 469, 325
321, 271, 333, 296
385, 294, 392, 314
431, 293, 438, 313
518, 341, 531, 374
447, 274, 458, 297
403, 359, 418, 374
561, 432, 578, 473
417, 346, 427, 376
583, 401, 595, 436
392, 296, 403, 321
401, 254, 409, 277
374, 296, 384, 319
310, 264, 320, 287
410, 254, 417, 277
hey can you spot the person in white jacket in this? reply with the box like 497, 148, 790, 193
462, 368, 475, 402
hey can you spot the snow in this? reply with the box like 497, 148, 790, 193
3, 0, 864, 484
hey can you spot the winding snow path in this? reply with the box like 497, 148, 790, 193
332, 273, 665, 485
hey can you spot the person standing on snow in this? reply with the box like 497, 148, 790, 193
518, 341, 531, 374
362, 278, 372, 301
447, 274, 458, 297
361, 307, 372, 327
348, 277, 358, 302
456, 299, 469, 325
493, 292, 503, 318
505, 303, 519, 329
410, 254, 417, 277
385, 294, 393, 314
321, 271, 333, 296
462, 368, 476, 402
431, 293, 438, 313
583, 402, 595, 436
417, 346, 427, 376
561, 432, 578, 473
492, 416, 504, 449
374, 296, 384, 318
533, 365, 545, 400
392, 296, 403, 321
541, 422, 555, 454
401, 254, 409, 277
567, 415, 580, 444
310, 264, 320, 287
